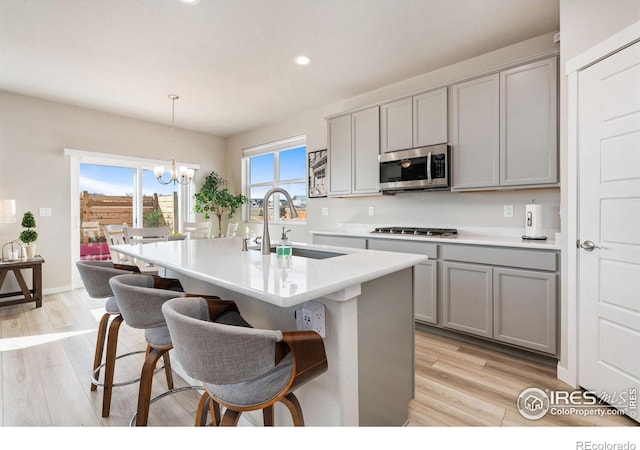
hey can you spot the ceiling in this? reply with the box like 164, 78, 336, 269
0, 0, 559, 137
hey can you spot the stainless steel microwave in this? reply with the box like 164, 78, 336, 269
379, 144, 450, 193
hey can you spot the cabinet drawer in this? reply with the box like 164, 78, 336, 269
442, 244, 557, 271
312, 234, 367, 249
367, 238, 437, 258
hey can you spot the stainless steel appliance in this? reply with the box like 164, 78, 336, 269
372, 227, 457, 237
379, 144, 450, 193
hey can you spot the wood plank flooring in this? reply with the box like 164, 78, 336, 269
0, 289, 637, 427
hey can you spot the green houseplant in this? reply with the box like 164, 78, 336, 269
194, 171, 248, 238
19, 211, 38, 258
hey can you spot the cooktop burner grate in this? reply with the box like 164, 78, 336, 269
372, 227, 458, 237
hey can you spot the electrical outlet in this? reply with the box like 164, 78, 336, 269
503, 205, 514, 218
368, 206, 375, 216
295, 301, 325, 337
321, 207, 329, 216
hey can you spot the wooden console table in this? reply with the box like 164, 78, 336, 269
0, 256, 44, 308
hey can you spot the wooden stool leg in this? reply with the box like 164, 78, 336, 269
263, 405, 274, 426
280, 393, 304, 426
196, 391, 220, 426
101, 315, 123, 417
220, 409, 242, 426
135, 347, 164, 426
91, 312, 110, 391
162, 351, 174, 390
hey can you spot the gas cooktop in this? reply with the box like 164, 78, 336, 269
371, 227, 458, 237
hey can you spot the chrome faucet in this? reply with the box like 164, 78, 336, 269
261, 188, 298, 255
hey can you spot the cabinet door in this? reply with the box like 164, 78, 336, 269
327, 114, 352, 196
493, 267, 557, 354
451, 74, 500, 189
500, 57, 558, 186
442, 262, 493, 338
414, 261, 438, 325
380, 97, 412, 153
413, 88, 448, 147
352, 106, 380, 194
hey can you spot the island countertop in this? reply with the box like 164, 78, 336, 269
111, 238, 427, 308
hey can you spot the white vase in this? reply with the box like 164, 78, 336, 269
24, 244, 36, 259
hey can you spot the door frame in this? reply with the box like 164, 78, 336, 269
562, 21, 640, 387
65, 148, 198, 288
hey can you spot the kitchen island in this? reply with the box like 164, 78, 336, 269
111, 237, 427, 426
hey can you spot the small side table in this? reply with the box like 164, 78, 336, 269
0, 256, 44, 308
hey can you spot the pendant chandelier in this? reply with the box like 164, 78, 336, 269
153, 94, 194, 185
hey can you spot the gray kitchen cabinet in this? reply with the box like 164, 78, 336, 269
493, 267, 556, 354
451, 74, 500, 189
380, 97, 413, 152
451, 57, 558, 190
441, 244, 558, 355
500, 57, 558, 186
380, 87, 448, 153
327, 106, 380, 196
413, 88, 448, 148
312, 234, 367, 249
442, 261, 493, 338
367, 238, 438, 325
327, 113, 352, 196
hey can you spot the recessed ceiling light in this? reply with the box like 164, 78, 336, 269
294, 55, 311, 66
179, 0, 200, 5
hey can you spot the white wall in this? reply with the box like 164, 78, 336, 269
227, 32, 561, 243
0, 90, 227, 294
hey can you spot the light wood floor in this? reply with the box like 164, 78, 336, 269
0, 289, 637, 427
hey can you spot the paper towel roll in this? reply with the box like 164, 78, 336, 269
525, 204, 544, 238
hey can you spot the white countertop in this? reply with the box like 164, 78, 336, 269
311, 227, 561, 250
111, 238, 427, 308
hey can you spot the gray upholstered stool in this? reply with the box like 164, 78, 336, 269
109, 274, 249, 426
162, 296, 329, 426
75, 260, 145, 417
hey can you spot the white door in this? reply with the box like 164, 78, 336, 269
578, 41, 640, 423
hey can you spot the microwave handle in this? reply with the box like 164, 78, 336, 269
427, 152, 432, 184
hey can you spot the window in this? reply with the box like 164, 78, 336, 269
244, 136, 307, 222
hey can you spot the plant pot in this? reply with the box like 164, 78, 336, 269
24, 244, 36, 259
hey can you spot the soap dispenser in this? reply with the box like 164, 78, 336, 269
276, 227, 292, 258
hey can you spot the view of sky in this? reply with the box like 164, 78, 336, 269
80, 145, 307, 200
80, 164, 178, 196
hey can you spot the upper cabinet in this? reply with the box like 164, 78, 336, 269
327, 106, 380, 197
451, 74, 501, 189
380, 87, 448, 153
500, 57, 558, 186
451, 57, 558, 190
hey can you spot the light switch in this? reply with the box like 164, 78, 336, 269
39, 207, 52, 217
322, 207, 329, 216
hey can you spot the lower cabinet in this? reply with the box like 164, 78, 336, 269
366, 238, 438, 326
312, 234, 367, 249
493, 267, 556, 354
442, 262, 493, 338
442, 260, 557, 354
414, 261, 438, 325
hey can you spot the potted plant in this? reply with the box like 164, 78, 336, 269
19, 211, 38, 258
194, 171, 248, 238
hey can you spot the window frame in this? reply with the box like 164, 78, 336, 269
243, 135, 307, 224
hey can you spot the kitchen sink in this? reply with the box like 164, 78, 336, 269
251, 246, 344, 259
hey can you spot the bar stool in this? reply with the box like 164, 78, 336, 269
162, 296, 328, 426
108, 273, 250, 426
75, 260, 150, 417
